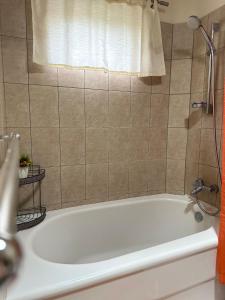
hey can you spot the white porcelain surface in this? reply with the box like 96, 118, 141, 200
6, 194, 218, 300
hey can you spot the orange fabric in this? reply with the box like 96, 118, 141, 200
217, 80, 225, 283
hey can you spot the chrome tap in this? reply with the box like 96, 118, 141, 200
191, 178, 219, 196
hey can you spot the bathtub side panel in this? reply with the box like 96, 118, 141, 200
56, 249, 217, 300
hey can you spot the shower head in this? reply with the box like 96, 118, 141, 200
187, 16, 201, 30
187, 15, 216, 54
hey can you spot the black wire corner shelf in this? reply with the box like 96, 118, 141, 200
17, 165, 46, 231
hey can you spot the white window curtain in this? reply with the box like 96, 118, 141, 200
31, 0, 165, 77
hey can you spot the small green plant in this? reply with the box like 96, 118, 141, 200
19, 154, 32, 168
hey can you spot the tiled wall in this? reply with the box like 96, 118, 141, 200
185, 6, 225, 207
1, 0, 224, 210
0, 0, 173, 210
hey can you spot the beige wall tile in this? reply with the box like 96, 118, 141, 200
7, 127, 31, 156
167, 128, 187, 160
131, 93, 150, 128
186, 128, 201, 163
161, 22, 172, 60
191, 56, 206, 93
168, 94, 190, 128
108, 91, 131, 127
129, 161, 148, 193
109, 73, 130, 91
108, 128, 130, 162
31, 127, 60, 167
109, 162, 129, 197
172, 23, 193, 59
0, 84, 5, 128
59, 87, 85, 128
170, 59, 192, 94
58, 68, 84, 88
2, 37, 28, 84
150, 94, 169, 128
166, 159, 185, 192
86, 163, 108, 201
208, 6, 225, 50
201, 90, 223, 130
0, 0, 26, 38
199, 129, 221, 167
129, 128, 149, 161
86, 128, 108, 164
25, 0, 33, 39
131, 76, 151, 93
5, 83, 30, 127
149, 128, 167, 160
85, 89, 108, 128
185, 161, 199, 194
61, 165, 85, 203
152, 61, 171, 94
0, 39, 4, 83
30, 85, 59, 127
37, 166, 61, 208
189, 93, 203, 129
148, 159, 166, 191
85, 70, 108, 90
214, 49, 225, 91
27, 40, 57, 86
60, 128, 85, 165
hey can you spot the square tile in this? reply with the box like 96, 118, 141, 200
60, 128, 85, 165
149, 128, 167, 160
167, 128, 187, 160
58, 68, 84, 88
30, 85, 59, 127
0, 0, 26, 38
61, 165, 85, 203
31, 127, 60, 167
108, 91, 131, 127
86, 163, 108, 201
172, 23, 193, 59
150, 94, 169, 128
166, 159, 185, 192
109, 73, 130, 91
131, 93, 150, 128
131, 76, 151, 93
5, 83, 30, 127
86, 128, 108, 164
85, 89, 108, 128
109, 162, 129, 197
2, 36, 28, 84
85, 70, 108, 90
168, 94, 190, 128
59, 87, 85, 128
170, 59, 192, 94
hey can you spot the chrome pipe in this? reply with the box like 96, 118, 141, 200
0, 133, 22, 287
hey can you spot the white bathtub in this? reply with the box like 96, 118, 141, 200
6, 194, 220, 300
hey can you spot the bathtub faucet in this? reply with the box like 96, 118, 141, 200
191, 178, 219, 196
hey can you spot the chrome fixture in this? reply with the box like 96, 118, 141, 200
0, 133, 22, 288
151, 0, 169, 8
187, 16, 221, 216
191, 178, 219, 196
187, 16, 219, 114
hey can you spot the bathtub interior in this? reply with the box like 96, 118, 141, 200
31, 197, 215, 264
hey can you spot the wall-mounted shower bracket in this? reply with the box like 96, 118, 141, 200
191, 101, 213, 114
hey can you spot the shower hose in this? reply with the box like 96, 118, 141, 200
194, 51, 222, 216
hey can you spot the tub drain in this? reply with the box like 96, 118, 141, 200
195, 211, 203, 222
